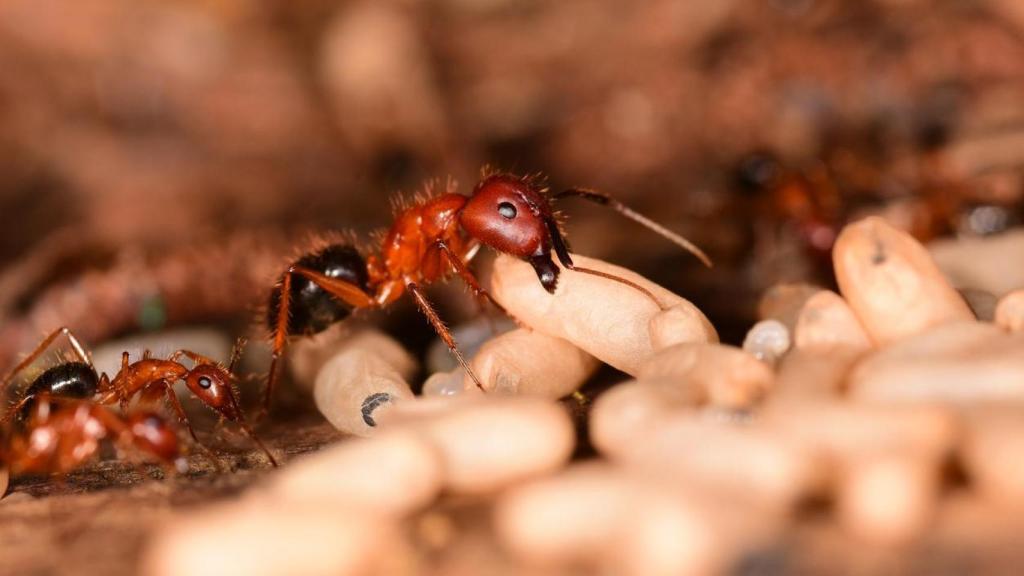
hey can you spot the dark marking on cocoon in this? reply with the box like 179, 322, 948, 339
871, 239, 887, 265
361, 393, 393, 427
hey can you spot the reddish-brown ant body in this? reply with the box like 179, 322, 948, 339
1, 394, 187, 480
264, 171, 710, 409
0, 327, 277, 467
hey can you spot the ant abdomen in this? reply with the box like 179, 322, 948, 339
17, 362, 98, 421
267, 244, 371, 337
24, 362, 98, 401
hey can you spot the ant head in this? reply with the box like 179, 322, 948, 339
127, 412, 186, 471
184, 364, 241, 422
460, 173, 571, 293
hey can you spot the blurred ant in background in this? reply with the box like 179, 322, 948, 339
735, 151, 843, 264
263, 170, 712, 410
1, 395, 186, 486
0, 327, 277, 467
736, 143, 1024, 271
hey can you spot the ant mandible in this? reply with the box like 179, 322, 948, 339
0, 327, 277, 467
264, 171, 711, 410
1, 394, 186, 482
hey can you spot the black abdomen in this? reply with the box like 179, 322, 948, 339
19, 362, 99, 419
266, 244, 370, 337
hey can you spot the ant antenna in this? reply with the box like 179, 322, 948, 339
226, 387, 279, 467
554, 188, 713, 268
568, 266, 665, 306
228, 337, 246, 374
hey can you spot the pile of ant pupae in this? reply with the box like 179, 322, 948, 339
142, 216, 1024, 576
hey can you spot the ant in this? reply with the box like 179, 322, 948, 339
264, 171, 711, 409
0, 327, 278, 467
1, 394, 187, 483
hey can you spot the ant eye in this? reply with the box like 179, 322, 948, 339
497, 202, 517, 220
198, 376, 213, 389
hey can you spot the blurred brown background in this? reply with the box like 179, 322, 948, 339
0, 0, 1022, 353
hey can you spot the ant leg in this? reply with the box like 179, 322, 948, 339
405, 282, 486, 392
228, 337, 246, 373
434, 241, 507, 315
264, 270, 294, 417
236, 421, 279, 468
117, 352, 131, 413
153, 382, 200, 444
0, 327, 92, 396
1, 393, 36, 425
218, 368, 278, 468
290, 267, 375, 308
154, 381, 226, 472
554, 188, 712, 267
264, 267, 375, 415
168, 349, 219, 367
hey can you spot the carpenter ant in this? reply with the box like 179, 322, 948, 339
0, 394, 187, 482
264, 171, 711, 409
0, 327, 277, 467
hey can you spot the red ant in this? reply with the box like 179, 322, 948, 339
1, 394, 186, 483
0, 327, 277, 467
264, 171, 711, 409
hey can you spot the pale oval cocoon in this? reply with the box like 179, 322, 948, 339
620, 490, 722, 576
995, 289, 1024, 333
772, 348, 862, 401
961, 407, 1024, 503
612, 413, 819, 507
493, 465, 725, 576
649, 302, 720, 351
493, 464, 634, 567
314, 347, 415, 436
291, 327, 417, 391
589, 380, 701, 457
639, 343, 774, 409
142, 501, 399, 576
849, 321, 1024, 404
929, 229, 1024, 298
837, 453, 938, 545
793, 290, 872, 353
422, 367, 469, 397
385, 397, 575, 494
466, 328, 599, 397
763, 401, 959, 464
758, 283, 824, 331
742, 319, 791, 364
265, 431, 442, 516
490, 253, 714, 375
833, 216, 973, 345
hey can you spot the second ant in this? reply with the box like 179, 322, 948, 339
0, 327, 277, 468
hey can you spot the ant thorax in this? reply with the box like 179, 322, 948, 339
367, 193, 473, 303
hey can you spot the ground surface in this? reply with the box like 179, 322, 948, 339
4, 405, 1024, 576
0, 412, 339, 576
